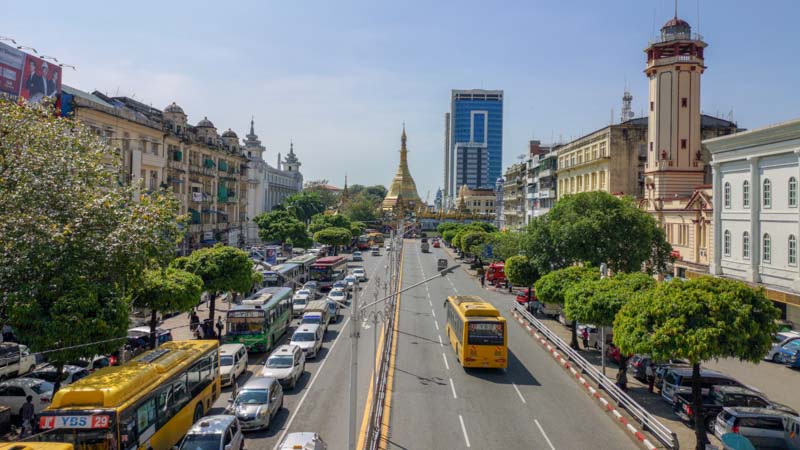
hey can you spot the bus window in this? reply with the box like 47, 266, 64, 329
119, 411, 137, 450
135, 398, 157, 440
155, 385, 172, 428
171, 377, 189, 415
187, 357, 211, 396
467, 322, 504, 345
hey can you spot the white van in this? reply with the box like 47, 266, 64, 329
219, 344, 248, 387
0, 343, 36, 379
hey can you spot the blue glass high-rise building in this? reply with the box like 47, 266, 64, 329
445, 89, 503, 205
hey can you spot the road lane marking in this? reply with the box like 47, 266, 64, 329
512, 382, 526, 404
447, 277, 459, 292
442, 353, 450, 370
534, 419, 556, 450
273, 316, 351, 450
449, 377, 457, 399
428, 299, 433, 307
433, 319, 439, 331
431, 309, 436, 319
437, 335, 443, 346
459, 414, 471, 448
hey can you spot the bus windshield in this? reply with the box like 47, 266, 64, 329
40, 425, 115, 450
227, 312, 264, 335
309, 267, 331, 281
467, 322, 504, 345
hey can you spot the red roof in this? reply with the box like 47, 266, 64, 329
663, 17, 690, 28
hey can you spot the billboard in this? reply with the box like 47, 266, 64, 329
0, 42, 61, 106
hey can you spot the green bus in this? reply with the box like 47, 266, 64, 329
224, 287, 293, 352
286, 254, 318, 283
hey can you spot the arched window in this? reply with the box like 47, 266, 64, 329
724, 182, 731, 208
763, 233, 772, 264
742, 181, 750, 208
790, 177, 798, 208
723, 230, 731, 257
763, 179, 772, 208
743, 232, 750, 259
790, 235, 797, 266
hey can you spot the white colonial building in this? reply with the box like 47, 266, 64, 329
708, 118, 800, 324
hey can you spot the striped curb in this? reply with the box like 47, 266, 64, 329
513, 311, 658, 450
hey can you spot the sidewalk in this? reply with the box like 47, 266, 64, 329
161, 295, 234, 341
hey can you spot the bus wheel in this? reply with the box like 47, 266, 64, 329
193, 403, 204, 423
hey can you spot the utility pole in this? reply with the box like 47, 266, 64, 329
600, 263, 608, 377
348, 276, 360, 450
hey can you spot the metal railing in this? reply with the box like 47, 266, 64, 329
513, 303, 679, 450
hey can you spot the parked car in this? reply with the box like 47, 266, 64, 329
352, 251, 363, 262
661, 367, 751, 404
0, 343, 37, 380
715, 407, 793, 449
352, 267, 367, 282
0, 378, 53, 416
227, 377, 284, 431
219, 344, 248, 387
578, 325, 613, 351
127, 327, 173, 349
675, 385, 797, 431
290, 325, 323, 359
261, 345, 305, 389
515, 289, 535, 305
767, 334, 800, 364
27, 365, 89, 387
67, 355, 111, 373
784, 414, 800, 449
627, 355, 688, 384
178, 415, 244, 450
278, 432, 328, 450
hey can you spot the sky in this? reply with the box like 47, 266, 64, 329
4, 0, 800, 201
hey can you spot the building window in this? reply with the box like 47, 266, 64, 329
763, 233, 771, 264
742, 232, 750, 259
743, 181, 750, 208
681, 97, 688, 107
763, 179, 772, 208
681, 139, 687, 149
790, 235, 798, 266
650, 101, 654, 111
790, 177, 798, 207
724, 182, 731, 208
723, 230, 731, 257
599, 171, 606, 189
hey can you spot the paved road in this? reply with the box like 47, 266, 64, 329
387, 242, 637, 449
170, 248, 397, 450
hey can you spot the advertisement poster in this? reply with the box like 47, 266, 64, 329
0, 42, 62, 107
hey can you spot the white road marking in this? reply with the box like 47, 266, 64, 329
437, 335, 444, 346
512, 382, 526, 404
433, 319, 439, 331
459, 414, 471, 448
442, 352, 450, 370
272, 316, 351, 450
428, 299, 433, 307
447, 277, 459, 292
449, 377, 458, 399
535, 419, 556, 450
431, 309, 436, 319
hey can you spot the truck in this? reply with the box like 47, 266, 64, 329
301, 300, 332, 332
0, 342, 37, 380
674, 385, 797, 431
420, 238, 430, 253
485, 262, 506, 286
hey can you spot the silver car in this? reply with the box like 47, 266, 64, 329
179, 415, 244, 450
715, 407, 791, 449
227, 377, 283, 431
261, 345, 305, 389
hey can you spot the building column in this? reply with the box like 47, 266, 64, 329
749, 156, 761, 283
710, 162, 723, 275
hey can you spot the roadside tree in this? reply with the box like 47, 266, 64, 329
254, 210, 311, 248
308, 213, 353, 234
614, 276, 780, 448
282, 192, 325, 224
313, 227, 353, 255
504, 255, 539, 303
534, 266, 599, 348
133, 268, 203, 349
486, 231, 522, 261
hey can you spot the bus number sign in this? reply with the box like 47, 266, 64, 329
39, 415, 111, 429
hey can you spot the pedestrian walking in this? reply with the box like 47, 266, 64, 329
646, 361, 656, 393
480, 273, 486, 288
581, 327, 590, 350
615, 368, 628, 391
189, 310, 199, 332
507, 281, 513, 293
215, 316, 224, 341
20, 395, 34, 437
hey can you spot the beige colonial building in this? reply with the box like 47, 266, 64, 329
456, 185, 495, 216
502, 162, 527, 230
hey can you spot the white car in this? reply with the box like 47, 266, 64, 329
219, 344, 248, 387
344, 275, 357, 290
262, 345, 305, 389
765, 331, 800, 362
0, 378, 54, 415
179, 415, 244, 450
290, 325, 323, 359
302, 282, 319, 299
278, 432, 328, 450
28, 365, 90, 387
352, 268, 367, 282
327, 288, 347, 305
292, 292, 311, 317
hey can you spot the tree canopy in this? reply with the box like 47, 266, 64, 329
281, 191, 325, 223
254, 210, 310, 248
0, 99, 183, 369
486, 231, 522, 261
535, 265, 600, 348
341, 198, 380, 223
314, 227, 353, 252
308, 213, 353, 234
303, 179, 340, 209
504, 255, 539, 293
133, 268, 203, 348
614, 276, 780, 447
565, 272, 655, 328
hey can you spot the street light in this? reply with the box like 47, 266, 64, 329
600, 263, 608, 377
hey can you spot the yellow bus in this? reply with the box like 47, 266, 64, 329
444, 296, 508, 369
37, 340, 219, 450
0, 443, 73, 450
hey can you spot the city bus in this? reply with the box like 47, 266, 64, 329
309, 255, 348, 291
444, 296, 508, 369
37, 340, 220, 450
224, 287, 293, 352
286, 254, 318, 284
367, 232, 384, 245
262, 263, 302, 288
356, 235, 371, 250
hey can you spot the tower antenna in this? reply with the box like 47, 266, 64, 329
674, 0, 679, 18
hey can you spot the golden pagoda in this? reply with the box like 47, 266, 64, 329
382, 125, 423, 213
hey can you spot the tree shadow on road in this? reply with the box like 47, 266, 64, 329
393, 366, 448, 387
397, 329, 442, 346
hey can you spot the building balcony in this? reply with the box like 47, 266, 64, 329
189, 165, 215, 177
539, 168, 555, 178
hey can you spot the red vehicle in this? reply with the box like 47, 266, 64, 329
515, 288, 535, 305
432, 240, 441, 248
309, 255, 349, 290
485, 262, 506, 286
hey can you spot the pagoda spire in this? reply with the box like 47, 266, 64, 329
382, 124, 422, 213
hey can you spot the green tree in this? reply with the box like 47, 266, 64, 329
254, 210, 310, 248
437, 222, 462, 235
0, 99, 184, 385
304, 179, 340, 209
505, 255, 539, 303
461, 230, 489, 261
349, 221, 366, 238
535, 266, 600, 348
282, 191, 325, 224
614, 277, 780, 447
463, 221, 498, 233
133, 268, 203, 349
308, 213, 352, 234
546, 192, 671, 274
171, 244, 256, 321
313, 227, 353, 254
486, 231, 522, 261
565, 272, 655, 329
342, 198, 379, 223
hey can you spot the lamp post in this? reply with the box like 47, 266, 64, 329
599, 263, 608, 377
